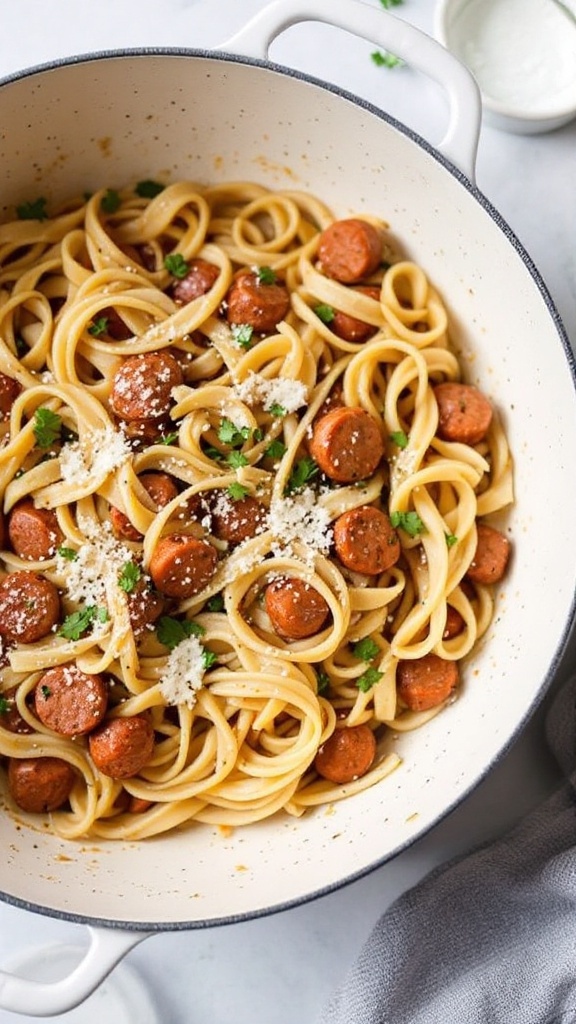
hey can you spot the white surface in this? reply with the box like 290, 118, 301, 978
0, 1, 575, 1021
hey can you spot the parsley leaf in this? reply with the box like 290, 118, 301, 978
371, 50, 404, 68
164, 253, 189, 279
101, 189, 121, 213
227, 451, 249, 469
58, 605, 108, 640
135, 179, 165, 198
390, 429, 409, 449
352, 637, 380, 662
357, 667, 384, 692
256, 266, 277, 285
379, 0, 403, 7
206, 594, 225, 612
57, 546, 78, 562
155, 431, 179, 446
218, 419, 250, 448
284, 457, 319, 495
118, 560, 142, 594
268, 402, 286, 418
88, 316, 109, 337
33, 407, 62, 449
0, 696, 11, 714
156, 615, 205, 651
227, 482, 250, 501
40, 685, 51, 698
202, 648, 218, 669
390, 510, 427, 537
315, 670, 330, 694
231, 324, 254, 349
17, 197, 48, 221
264, 439, 287, 460
314, 303, 335, 324
445, 532, 458, 548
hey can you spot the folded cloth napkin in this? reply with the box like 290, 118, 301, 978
318, 675, 576, 1024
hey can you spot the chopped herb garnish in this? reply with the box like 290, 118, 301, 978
156, 615, 206, 650
101, 189, 121, 213
379, 0, 403, 7
357, 667, 384, 692
15, 335, 28, 356
17, 197, 48, 221
268, 402, 287, 418
316, 670, 330, 694
445, 532, 458, 548
371, 50, 404, 68
314, 303, 335, 324
390, 429, 409, 449
284, 456, 319, 495
227, 451, 249, 469
206, 594, 225, 612
58, 605, 108, 640
218, 418, 250, 448
256, 266, 277, 285
156, 431, 179, 446
227, 482, 250, 501
33, 407, 62, 449
352, 637, 380, 662
390, 510, 426, 537
57, 546, 78, 562
0, 697, 10, 714
118, 560, 142, 594
40, 685, 51, 699
202, 648, 218, 669
264, 439, 287, 460
88, 316, 109, 337
135, 179, 165, 198
231, 324, 254, 349
164, 253, 190, 279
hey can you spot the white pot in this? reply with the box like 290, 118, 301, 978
1, 0, 575, 1014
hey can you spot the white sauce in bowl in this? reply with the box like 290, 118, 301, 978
447, 0, 576, 115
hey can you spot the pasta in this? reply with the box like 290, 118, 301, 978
0, 180, 514, 840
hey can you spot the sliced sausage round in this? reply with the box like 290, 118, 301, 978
434, 382, 493, 446
466, 523, 511, 585
397, 653, 459, 712
88, 714, 155, 779
0, 570, 60, 644
331, 286, 381, 342
148, 533, 219, 598
309, 406, 384, 483
317, 219, 382, 284
8, 756, 76, 813
0, 372, 23, 418
171, 258, 220, 303
97, 306, 133, 341
211, 494, 267, 546
111, 471, 179, 541
265, 576, 331, 640
333, 505, 400, 575
110, 350, 183, 422
225, 270, 290, 333
8, 501, 64, 561
314, 723, 377, 784
443, 605, 465, 640
33, 664, 108, 737
127, 581, 164, 636
0, 687, 34, 735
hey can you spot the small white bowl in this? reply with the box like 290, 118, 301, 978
434, 0, 576, 134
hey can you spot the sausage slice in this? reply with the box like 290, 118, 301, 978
171, 258, 220, 303
466, 523, 511, 585
397, 653, 459, 711
0, 687, 34, 734
309, 406, 384, 483
127, 581, 164, 636
265, 576, 331, 640
110, 350, 183, 422
211, 494, 267, 546
8, 756, 76, 813
0, 570, 60, 644
434, 382, 493, 446
111, 471, 179, 541
88, 715, 155, 779
33, 664, 108, 736
148, 533, 218, 598
314, 723, 377, 784
333, 505, 400, 575
0, 372, 23, 418
331, 286, 381, 342
317, 219, 382, 283
225, 270, 290, 333
8, 501, 64, 561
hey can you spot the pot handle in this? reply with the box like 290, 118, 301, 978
0, 925, 152, 1016
217, 0, 481, 182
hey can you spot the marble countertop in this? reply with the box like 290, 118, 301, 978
0, 2, 575, 1021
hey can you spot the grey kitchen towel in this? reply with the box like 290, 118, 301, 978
318, 676, 576, 1024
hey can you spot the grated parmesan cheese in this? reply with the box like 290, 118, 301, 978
55, 520, 134, 609
60, 425, 132, 485
233, 372, 308, 415
159, 635, 207, 708
267, 487, 333, 563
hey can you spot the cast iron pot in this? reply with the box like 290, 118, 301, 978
1, 0, 575, 1013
